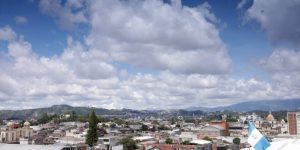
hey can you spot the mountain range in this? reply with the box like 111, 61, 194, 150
0, 99, 299, 120
186, 99, 300, 111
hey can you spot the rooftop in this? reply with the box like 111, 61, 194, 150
0, 144, 65, 150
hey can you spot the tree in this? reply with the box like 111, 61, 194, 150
170, 117, 176, 125
110, 123, 116, 128
202, 136, 212, 141
150, 126, 156, 132
181, 140, 190, 145
70, 110, 77, 121
232, 137, 240, 150
114, 118, 126, 125
165, 138, 173, 144
78, 116, 88, 122
141, 124, 149, 131
233, 137, 240, 145
121, 136, 138, 150
158, 125, 170, 130
226, 118, 238, 122
37, 113, 50, 124
86, 110, 99, 147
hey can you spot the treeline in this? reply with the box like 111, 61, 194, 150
29, 111, 109, 125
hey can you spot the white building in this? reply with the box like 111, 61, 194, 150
179, 132, 197, 142
98, 136, 121, 150
0, 121, 33, 144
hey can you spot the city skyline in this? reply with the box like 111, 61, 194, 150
0, 0, 299, 110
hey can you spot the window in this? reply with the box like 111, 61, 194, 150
103, 139, 109, 142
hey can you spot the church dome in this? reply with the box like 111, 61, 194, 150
266, 112, 275, 121
24, 121, 30, 126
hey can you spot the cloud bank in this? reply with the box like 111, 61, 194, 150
0, 0, 299, 109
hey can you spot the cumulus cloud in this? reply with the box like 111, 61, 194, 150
1, 27, 293, 109
0, 34, 298, 109
237, 0, 250, 9
261, 49, 300, 73
38, 0, 88, 30
0, 26, 17, 41
37, 0, 231, 74
1, 0, 298, 109
84, 0, 231, 74
15, 16, 28, 24
62, 37, 116, 79
0, 27, 120, 109
246, 0, 300, 45
118, 72, 291, 109
261, 49, 300, 92
245, 0, 300, 99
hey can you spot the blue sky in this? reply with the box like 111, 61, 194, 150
0, 0, 299, 109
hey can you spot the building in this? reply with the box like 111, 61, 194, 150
0, 143, 87, 150
144, 144, 199, 150
209, 121, 229, 136
179, 132, 197, 143
228, 122, 244, 137
280, 119, 288, 134
0, 121, 33, 144
97, 136, 121, 150
265, 112, 276, 127
197, 125, 226, 139
287, 111, 300, 135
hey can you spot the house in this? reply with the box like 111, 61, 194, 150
97, 136, 121, 150
209, 121, 229, 136
179, 132, 197, 143
197, 125, 226, 139
144, 144, 197, 150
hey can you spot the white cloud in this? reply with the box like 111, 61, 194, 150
0, 34, 298, 109
0, 28, 120, 109
62, 37, 116, 79
38, 0, 88, 30
261, 49, 300, 92
15, 16, 28, 24
237, 0, 249, 9
1, 29, 290, 110
37, 0, 231, 74
246, 0, 300, 45
0, 0, 298, 109
8, 38, 33, 59
246, 0, 300, 101
0, 26, 17, 41
118, 72, 286, 109
261, 49, 300, 73
85, 0, 231, 74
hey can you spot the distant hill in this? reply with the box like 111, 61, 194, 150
0, 105, 204, 120
1, 99, 299, 120
186, 99, 300, 112
0, 105, 135, 120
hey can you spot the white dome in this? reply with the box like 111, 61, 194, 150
24, 121, 30, 126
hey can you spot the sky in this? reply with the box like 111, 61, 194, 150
0, 0, 300, 110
